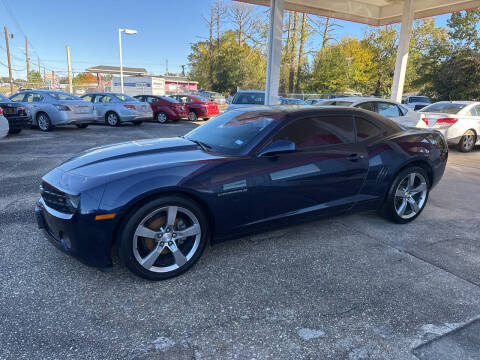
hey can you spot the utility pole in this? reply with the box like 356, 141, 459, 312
4, 27, 14, 94
37, 56, 40, 75
66, 46, 73, 93
25, 37, 29, 82
166, 59, 168, 75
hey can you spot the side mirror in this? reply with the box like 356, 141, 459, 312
259, 140, 295, 157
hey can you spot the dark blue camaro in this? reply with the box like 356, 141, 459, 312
35, 106, 448, 280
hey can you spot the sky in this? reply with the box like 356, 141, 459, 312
0, 0, 452, 79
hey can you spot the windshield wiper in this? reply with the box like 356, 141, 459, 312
188, 138, 212, 152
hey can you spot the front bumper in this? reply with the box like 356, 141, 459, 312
35, 198, 114, 268
5, 114, 32, 129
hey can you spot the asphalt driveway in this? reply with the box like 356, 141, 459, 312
1, 123, 479, 360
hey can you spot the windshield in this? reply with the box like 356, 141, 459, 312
421, 102, 467, 114
184, 110, 282, 155
0, 93, 10, 102
232, 92, 265, 105
192, 96, 209, 102
48, 92, 81, 100
115, 94, 139, 102
410, 96, 430, 103
333, 101, 354, 106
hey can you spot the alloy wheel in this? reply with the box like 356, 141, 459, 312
107, 113, 119, 126
394, 172, 428, 219
462, 132, 475, 151
188, 111, 197, 121
132, 206, 201, 273
38, 114, 49, 131
156, 112, 168, 123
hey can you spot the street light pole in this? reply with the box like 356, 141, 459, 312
118, 28, 137, 94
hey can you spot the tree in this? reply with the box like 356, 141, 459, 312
447, 9, 480, 51
431, 50, 480, 100
73, 73, 97, 84
27, 70, 43, 85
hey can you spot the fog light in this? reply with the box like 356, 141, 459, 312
60, 234, 72, 250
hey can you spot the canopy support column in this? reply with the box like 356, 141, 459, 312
265, 0, 284, 105
391, 0, 414, 103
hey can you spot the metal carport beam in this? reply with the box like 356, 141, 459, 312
391, 0, 414, 103
265, 0, 284, 105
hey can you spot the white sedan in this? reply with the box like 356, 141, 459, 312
320, 97, 420, 127
0, 108, 8, 138
417, 101, 480, 152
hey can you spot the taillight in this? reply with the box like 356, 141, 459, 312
124, 104, 135, 110
421, 116, 428, 126
436, 117, 458, 127
0, 107, 3, 115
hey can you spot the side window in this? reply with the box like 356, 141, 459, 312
474, 105, 480, 117
82, 95, 92, 102
271, 117, 349, 150
376, 102, 401, 117
356, 102, 375, 112
93, 95, 103, 103
355, 117, 381, 141
25, 93, 42, 102
146, 96, 157, 103
318, 116, 355, 143
10, 93, 25, 102
397, 104, 408, 116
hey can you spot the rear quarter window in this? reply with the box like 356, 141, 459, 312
355, 117, 382, 141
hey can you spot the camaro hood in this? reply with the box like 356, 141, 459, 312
57, 137, 224, 178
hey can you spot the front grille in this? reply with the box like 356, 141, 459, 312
41, 182, 72, 213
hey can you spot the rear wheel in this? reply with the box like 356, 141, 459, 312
118, 195, 209, 280
458, 130, 476, 152
203, 117, 210, 121
37, 113, 52, 132
156, 112, 168, 123
379, 166, 429, 224
76, 124, 89, 129
8, 128, 21, 134
105, 112, 120, 126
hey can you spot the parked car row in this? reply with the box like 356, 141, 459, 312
0, 89, 221, 135
226, 90, 479, 152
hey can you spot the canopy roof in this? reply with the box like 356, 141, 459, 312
236, 0, 479, 25
85, 65, 147, 75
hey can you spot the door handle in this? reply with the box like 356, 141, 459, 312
347, 153, 365, 161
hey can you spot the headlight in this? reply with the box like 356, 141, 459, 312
67, 194, 80, 209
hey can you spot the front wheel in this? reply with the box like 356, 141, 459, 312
118, 195, 209, 280
37, 113, 52, 132
188, 111, 198, 121
458, 130, 476, 152
155, 112, 168, 123
379, 166, 429, 223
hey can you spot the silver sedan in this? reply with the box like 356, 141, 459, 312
417, 101, 480, 152
81, 92, 152, 126
319, 97, 420, 127
9, 90, 94, 131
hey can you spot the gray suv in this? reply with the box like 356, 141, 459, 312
10, 90, 94, 131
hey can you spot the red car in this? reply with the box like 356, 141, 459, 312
171, 94, 220, 121
134, 95, 188, 123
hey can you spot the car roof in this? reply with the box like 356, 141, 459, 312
430, 101, 477, 105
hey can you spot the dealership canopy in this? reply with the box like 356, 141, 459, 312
85, 65, 147, 76
236, 0, 480, 103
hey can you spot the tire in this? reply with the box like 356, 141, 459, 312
37, 113, 52, 132
378, 166, 430, 224
188, 111, 198, 121
155, 112, 169, 123
118, 195, 209, 280
132, 121, 143, 126
458, 130, 476, 152
105, 112, 120, 126
8, 128, 21, 134
203, 117, 210, 121
76, 124, 89, 129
